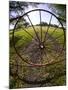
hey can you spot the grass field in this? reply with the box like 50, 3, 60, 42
9, 26, 66, 88
10, 26, 64, 48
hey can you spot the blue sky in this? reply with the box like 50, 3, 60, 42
24, 3, 59, 25
10, 3, 60, 29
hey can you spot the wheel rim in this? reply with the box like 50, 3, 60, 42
12, 9, 65, 83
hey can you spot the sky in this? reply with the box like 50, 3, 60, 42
10, 3, 60, 29
24, 3, 59, 25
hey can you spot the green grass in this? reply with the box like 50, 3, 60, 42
10, 26, 64, 48
9, 26, 66, 89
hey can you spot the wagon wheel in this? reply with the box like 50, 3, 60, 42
12, 9, 65, 84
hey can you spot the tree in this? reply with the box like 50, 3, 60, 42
36, 22, 48, 26
23, 22, 29, 27
9, 1, 39, 30
48, 4, 66, 29
40, 22, 48, 26
48, 4, 66, 20
9, 1, 39, 23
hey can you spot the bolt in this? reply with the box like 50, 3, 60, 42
40, 45, 44, 49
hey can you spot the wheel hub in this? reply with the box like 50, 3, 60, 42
39, 42, 45, 49
40, 45, 44, 49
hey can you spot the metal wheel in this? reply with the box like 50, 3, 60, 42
12, 9, 65, 84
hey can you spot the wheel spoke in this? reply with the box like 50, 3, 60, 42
40, 50, 43, 64
46, 46, 58, 53
45, 40, 64, 46
26, 14, 40, 43
43, 48, 49, 61
45, 32, 64, 44
22, 27, 38, 42
46, 48, 57, 59
48, 23, 60, 38
44, 15, 52, 42
39, 10, 42, 42
54, 33, 64, 40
